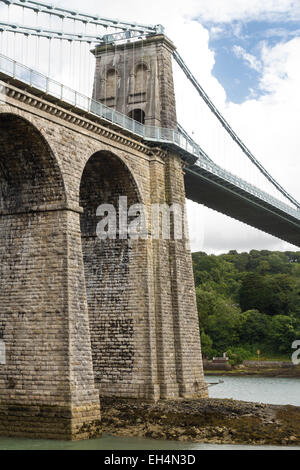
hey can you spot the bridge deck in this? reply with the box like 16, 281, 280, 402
185, 167, 300, 247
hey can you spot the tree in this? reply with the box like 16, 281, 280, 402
196, 287, 216, 331
268, 253, 290, 274
194, 254, 240, 301
227, 347, 252, 366
192, 250, 300, 357
257, 260, 271, 275
268, 315, 298, 354
206, 298, 242, 354
240, 273, 299, 316
263, 275, 300, 316
239, 273, 266, 313
239, 310, 271, 345
200, 331, 213, 358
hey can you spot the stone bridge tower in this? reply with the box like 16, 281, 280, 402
89, 34, 207, 399
92, 34, 177, 129
0, 33, 207, 441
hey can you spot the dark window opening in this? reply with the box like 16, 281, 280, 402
128, 109, 145, 125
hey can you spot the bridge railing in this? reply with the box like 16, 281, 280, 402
0, 52, 299, 221
0, 53, 201, 150
194, 158, 300, 219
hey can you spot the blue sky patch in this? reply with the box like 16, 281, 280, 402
202, 19, 300, 104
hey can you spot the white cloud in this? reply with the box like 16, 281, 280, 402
54, 0, 300, 25
233, 45, 262, 72
263, 27, 300, 40
191, 200, 297, 255
209, 25, 225, 40
190, 0, 300, 23
226, 37, 300, 198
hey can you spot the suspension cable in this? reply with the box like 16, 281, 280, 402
0, 20, 158, 45
0, 21, 102, 42
1, 0, 163, 34
173, 50, 300, 210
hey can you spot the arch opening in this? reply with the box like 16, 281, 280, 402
0, 114, 65, 212
128, 109, 145, 125
79, 150, 142, 389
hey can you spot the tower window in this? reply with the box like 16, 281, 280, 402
100, 68, 118, 104
134, 63, 148, 95
128, 109, 145, 125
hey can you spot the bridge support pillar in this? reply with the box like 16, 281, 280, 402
166, 153, 207, 398
150, 153, 208, 399
0, 207, 101, 440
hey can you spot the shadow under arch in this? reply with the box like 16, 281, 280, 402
0, 113, 66, 212
80, 150, 143, 237
79, 150, 146, 393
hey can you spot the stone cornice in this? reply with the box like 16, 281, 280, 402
92, 34, 177, 56
0, 80, 168, 161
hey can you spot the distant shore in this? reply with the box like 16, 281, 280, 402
204, 364, 300, 378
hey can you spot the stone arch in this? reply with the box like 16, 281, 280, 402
79, 150, 148, 395
0, 112, 66, 212
79, 149, 143, 233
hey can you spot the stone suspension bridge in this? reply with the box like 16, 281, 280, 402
0, 0, 299, 440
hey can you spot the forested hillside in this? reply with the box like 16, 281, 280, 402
192, 250, 300, 362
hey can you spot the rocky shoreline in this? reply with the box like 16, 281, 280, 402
83, 398, 300, 447
204, 365, 300, 378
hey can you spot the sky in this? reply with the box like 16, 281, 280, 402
1, 0, 300, 254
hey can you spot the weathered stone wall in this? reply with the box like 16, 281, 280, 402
0, 113, 100, 439
92, 35, 177, 129
164, 153, 206, 397
79, 151, 153, 397
243, 361, 295, 369
203, 360, 232, 371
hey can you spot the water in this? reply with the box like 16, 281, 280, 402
0, 435, 299, 451
206, 376, 300, 406
0, 376, 299, 450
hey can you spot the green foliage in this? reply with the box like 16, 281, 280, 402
239, 310, 271, 344
205, 299, 242, 353
193, 250, 300, 363
240, 273, 300, 316
239, 273, 265, 313
227, 347, 252, 366
268, 315, 299, 353
200, 331, 213, 358
193, 252, 241, 301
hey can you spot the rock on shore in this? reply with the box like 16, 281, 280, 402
82, 398, 300, 446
